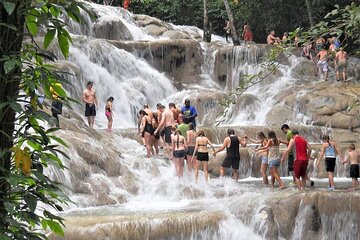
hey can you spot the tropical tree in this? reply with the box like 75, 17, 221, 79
223, 0, 240, 45
203, 0, 211, 42
0, 0, 92, 239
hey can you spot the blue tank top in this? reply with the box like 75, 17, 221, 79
325, 143, 336, 158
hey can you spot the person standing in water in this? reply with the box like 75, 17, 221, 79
83, 81, 98, 128
316, 134, 343, 191
214, 129, 247, 182
247, 132, 269, 185
105, 97, 114, 130
341, 144, 359, 191
256, 131, 285, 190
181, 99, 198, 131
192, 129, 215, 183
139, 110, 155, 158
154, 105, 175, 159
172, 129, 187, 178
186, 123, 197, 172
281, 130, 311, 191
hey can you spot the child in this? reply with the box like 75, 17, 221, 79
342, 144, 359, 191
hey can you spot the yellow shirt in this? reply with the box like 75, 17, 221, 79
50, 83, 62, 100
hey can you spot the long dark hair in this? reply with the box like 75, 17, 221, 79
268, 131, 279, 146
322, 134, 331, 146
174, 129, 181, 148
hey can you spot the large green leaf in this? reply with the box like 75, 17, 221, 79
44, 29, 56, 49
2, 1, 16, 15
58, 32, 70, 58
26, 21, 39, 36
24, 193, 38, 213
46, 220, 64, 236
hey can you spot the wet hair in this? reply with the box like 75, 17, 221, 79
268, 131, 279, 146
159, 105, 165, 109
227, 129, 235, 135
144, 104, 149, 108
185, 99, 190, 104
322, 134, 330, 141
257, 132, 266, 140
174, 129, 181, 148
281, 124, 290, 130
283, 32, 288, 36
87, 81, 93, 86
139, 110, 147, 116
169, 102, 176, 108
349, 144, 355, 150
107, 96, 114, 102
188, 122, 194, 130
292, 129, 299, 135
156, 103, 162, 108
197, 129, 205, 137
153, 112, 158, 123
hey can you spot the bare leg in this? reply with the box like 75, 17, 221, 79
271, 167, 285, 189
295, 177, 302, 191
186, 155, 193, 172
174, 157, 180, 178
179, 158, 184, 177
342, 71, 347, 81
261, 163, 269, 185
195, 160, 201, 182
328, 171, 335, 188
220, 166, 225, 177
301, 177, 306, 191
203, 162, 209, 183
232, 169, 239, 182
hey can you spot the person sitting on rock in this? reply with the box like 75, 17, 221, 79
267, 30, 281, 45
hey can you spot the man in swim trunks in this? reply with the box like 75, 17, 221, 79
281, 130, 311, 191
82, 81, 98, 128
267, 30, 281, 45
214, 129, 247, 182
154, 105, 175, 159
335, 48, 348, 82
316, 49, 329, 81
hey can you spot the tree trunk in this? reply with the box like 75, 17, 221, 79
0, 1, 27, 224
223, 0, 240, 45
305, 0, 315, 27
203, 0, 211, 42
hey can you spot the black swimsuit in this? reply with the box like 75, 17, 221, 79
143, 119, 154, 135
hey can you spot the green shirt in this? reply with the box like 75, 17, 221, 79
177, 123, 189, 139
286, 130, 293, 141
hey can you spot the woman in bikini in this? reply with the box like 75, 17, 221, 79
186, 123, 197, 172
139, 110, 155, 158
172, 129, 187, 178
105, 97, 114, 130
247, 132, 269, 185
192, 129, 215, 183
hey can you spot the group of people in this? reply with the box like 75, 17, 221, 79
224, 20, 253, 44
80, 83, 359, 192
266, 30, 349, 82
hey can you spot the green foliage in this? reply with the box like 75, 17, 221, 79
0, 0, 93, 239
131, 0, 355, 43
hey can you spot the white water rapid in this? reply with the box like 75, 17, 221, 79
45, 2, 359, 240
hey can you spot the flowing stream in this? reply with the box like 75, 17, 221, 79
47, 2, 359, 239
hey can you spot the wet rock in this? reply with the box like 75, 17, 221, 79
93, 19, 133, 41
162, 30, 191, 40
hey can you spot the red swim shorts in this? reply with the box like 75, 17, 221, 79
293, 160, 308, 178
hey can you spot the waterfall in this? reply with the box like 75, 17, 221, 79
41, 2, 360, 240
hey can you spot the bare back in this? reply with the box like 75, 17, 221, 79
163, 109, 175, 127
186, 130, 197, 147
196, 136, 210, 153
348, 150, 359, 165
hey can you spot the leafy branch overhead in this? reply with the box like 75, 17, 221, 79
0, 0, 93, 239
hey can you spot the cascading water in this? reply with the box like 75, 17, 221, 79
45, 2, 359, 239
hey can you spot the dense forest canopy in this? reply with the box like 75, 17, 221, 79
99, 0, 357, 43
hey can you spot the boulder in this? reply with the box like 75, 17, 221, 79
93, 19, 133, 41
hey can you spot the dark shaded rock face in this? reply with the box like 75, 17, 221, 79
109, 39, 203, 85
93, 19, 133, 41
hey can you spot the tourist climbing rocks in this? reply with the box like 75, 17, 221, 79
281, 130, 311, 191
316, 48, 329, 81
247, 132, 269, 185
172, 129, 187, 178
316, 134, 343, 191
224, 20, 231, 43
214, 129, 247, 182
181, 99, 198, 131
186, 123, 197, 172
50, 82, 63, 127
192, 129, 215, 183
105, 96, 114, 130
154, 104, 175, 159
341, 144, 359, 191
83, 81, 98, 128
139, 109, 155, 158
335, 48, 348, 82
